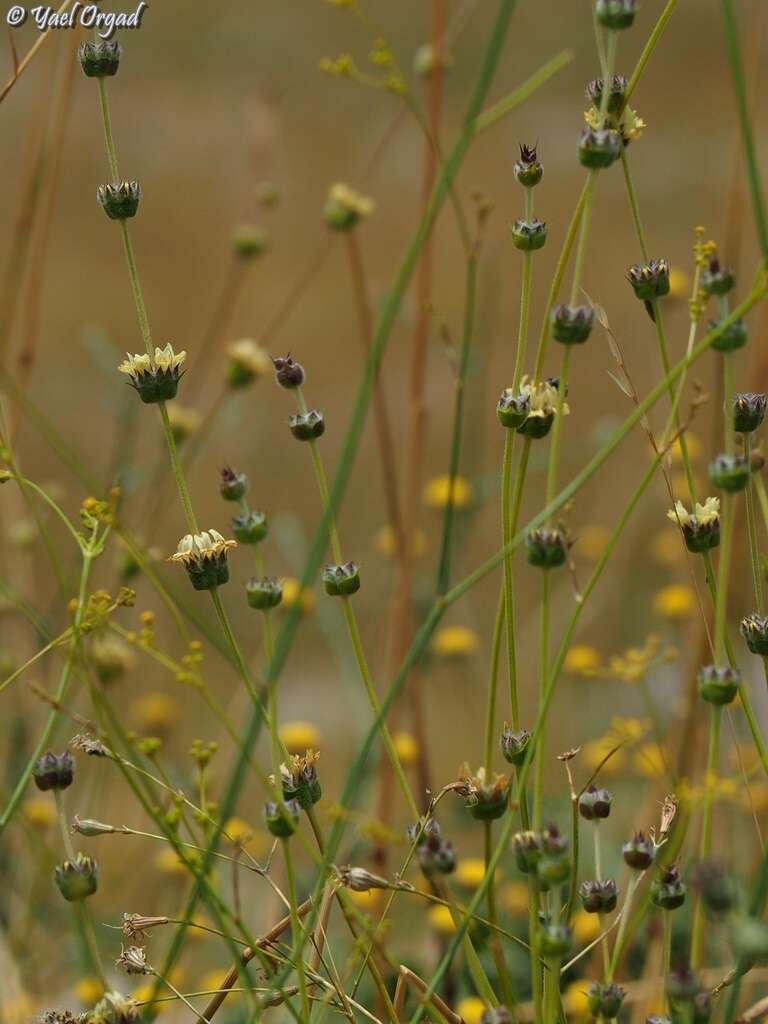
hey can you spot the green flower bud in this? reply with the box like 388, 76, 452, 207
538, 922, 572, 957
264, 798, 300, 838
695, 860, 738, 916
54, 853, 98, 901
170, 529, 236, 591
289, 410, 326, 441
708, 453, 750, 492
579, 878, 618, 913
500, 725, 531, 766
627, 258, 670, 301
588, 982, 626, 1019
219, 467, 248, 502
578, 127, 622, 169
272, 355, 305, 389
622, 831, 654, 870
416, 822, 456, 875
731, 916, 768, 962
231, 224, 268, 259
595, 0, 637, 30
741, 613, 768, 655
510, 218, 547, 252
526, 527, 568, 569
514, 144, 543, 188
33, 750, 74, 792
513, 830, 543, 873
246, 576, 283, 610
586, 74, 628, 115
733, 392, 767, 434
578, 784, 612, 820
497, 389, 530, 429
280, 751, 321, 809
701, 257, 735, 297
322, 562, 361, 597
89, 991, 140, 1024
697, 664, 739, 706
78, 40, 121, 78
651, 865, 687, 910
537, 851, 570, 887
118, 344, 186, 404
232, 510, 268, 545
710, 317, 747, 352
97, 180, 141, 220
551, 303, 594, 345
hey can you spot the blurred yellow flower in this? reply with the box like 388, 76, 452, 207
668, 266, 690, 300
393, 731, 419, 766
224, 818, 270, 856
576, 524, 611, 562
457, 998, 486, 1024
423, 474, 474, 511
500, 880, 529, 915
653, 584, 696, 620
633, 743, 666, 779
670, 433, 701, 462
155, 848, 188, 878
23, 797, 56, 828
346, 888, 385, 913
564, 644, 602, 678
562, 980, 591, 1018
572, 909, 601, 944
374, 524, 426, 559
432, 625, 479, 657
130, 692, 177, 732
454, 858, 489, 889
427, 904, 456, 934
2, 992, 33, 1024
281, 577, 316, 613
582, 737, 627, 776
132, 982, 170, 1013
280, 721, 321, 754
201, 968, 237, 1001
650, 529, 684, 569
75, 976, 104, 1004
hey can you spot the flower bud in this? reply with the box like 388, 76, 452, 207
219, 467, 248, 502
78, 40, 121, 77
595, 0, 637, 30
667, 497, 720, 553
588, 982, 626, 1019
551, 303, 594, 345
246, 576, 283, 610
538, 921, 572, 957
578, 784, 612, 820
33, 751, 74, 792
698, 664, 740, 705
72, 815, 118, 837
226, 338, 271, 388
695, 860, 738, 915
338, 865, 389, 892
510, 218, 547, 252
118, 344, 186, 404
741, 613, 768, 655
579, 878, 618, 914
733, 392, 767, 434
273, 355, 305, 389
497, 389, 529, 429
586, 74, 628, 115
578, 127, 622, 169
54, 853, 98, 901
622, 831, 654, 870
708, 453, 750, 493
97, 181, 141, 220
731, 916, 768, 962
280, 751, 321, 808
170, 529, 236, 591
417, 826, 456, 875
231, 224, 268, 259
89, 992, 139, 1024
229, 510, 266, 546
651, 864, 687, 910
710, 317, 747, 352
526, 527, 567, 569
628, 258, 670, 301
701, 257, 735, 296
500, 725, 531, 766
513, 830, 542, 874
324, 184, 374, 231
289, 410, 326, 441
514, 143, 543, 188
322, 562, 361, 597
264, 798, 300, 838
536, 823, 570, 887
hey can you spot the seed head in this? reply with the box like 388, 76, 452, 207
33, 750, 74, 792
709, 316, 748, 352
115, 945, 151, 976
272, 354, 305, 389
708, 453, 750, 493
741, 613, 768, 655
97, 180, 141, 220
578, 127, 622, 169
54, 853, 99, 901
697, 664, 739, 706
322, 561, 361, 597
289, 409, 326, 441
219, 466, 248, 502
79, 40, 121, 78
232, 510, 268, 545
551, 303, 594, 345
226, 338, 271, 387
510, 217, 547, 252
323, 183, 375, 231
169, 530, 237, 591
264, 798, 301, 838
231, 224, 268, 259
733, 392, 767, 434
514, 143, 543, 188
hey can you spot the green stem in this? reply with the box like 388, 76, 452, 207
282, 839, 310, 1022
158, 401, 198, 535
96, 77, 119, 181
662, 910, 672, 1013
607, 874, 639, 982
502, 436, 531, 728
484, 592, 505, 775
744, 433, 764, 612
533, 570, 550, 830
690, 706, 722, 968
485, 820, 515, 1007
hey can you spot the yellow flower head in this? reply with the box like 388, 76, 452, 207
653, 584, 696, 621
280, 720, 321, 754
667, 496, 719, 530
564, 644, 602, 678
456, 998, 486, 1024
23, 797, 56, 828
423, 474, 474, 510
650, 528, 684, 568
324, 183, 375, 230
576, 524, 611, 562
519, 375, 569, 421
668, 267, 691, 300
432, 625, 479, 658
572, 909, 601, 944
281, 577, 316, 613
374, 524, 426, 559
393, 731, 419, 766
131, 692, 177, 732
427, 904, 456, 935
454, 857, 489, 889
118, 344, 186, 399
633, 742, 666, 779
75, 976, 104, 1004
562, 980, 591, 1018
170, 530, 236, 568
154, 848, 188, 877
500, 880, 529, 915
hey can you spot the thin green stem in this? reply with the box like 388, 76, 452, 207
502, 436, 531, 727
484, 592, 505, 774
662, 910, 672, 1013
607, 874, 639, 982
744, 433, 764, 612
533, 570, 550, 830
282, 838, 310, 1022
690, 706, 722, 967
485, 820, 515, 1007
96, 77, 119, 181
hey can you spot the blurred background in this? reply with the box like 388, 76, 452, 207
1, 0, 767, 1017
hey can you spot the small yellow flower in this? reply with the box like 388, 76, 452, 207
564, 645, 602, 678
428, 903, 456, 934
75, 976, 104, 1004
650, 529, 684, 568
576, 524, 611, 562
456, 998, 486, 1024
346, 888, 385, 912
374, 524, 426, 559
280, 720, 321, 754
670, 433, 702, 462
581, 737, 627, 776
393, 731, 419, 766
169, 530, 236, 568
324, 183, 375, 230
562, 980, 591, 1018
500, 880, 529, 915
653, 584, 696, 621
154, 848, 188, 878
454, 858, 489, 889
668, 267, 690, 300
224, 818, 270, 856
131, 692, 178, 732
432, 625, 479, 658
572, 909, 601, 944
281, 577, 316, 613
633, 743, 666, 779
1, 992, 33, 1024
423, 474, 474, 511
22, 797, 56, 828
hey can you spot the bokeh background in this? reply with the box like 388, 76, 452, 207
1, 0, 768, 1017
